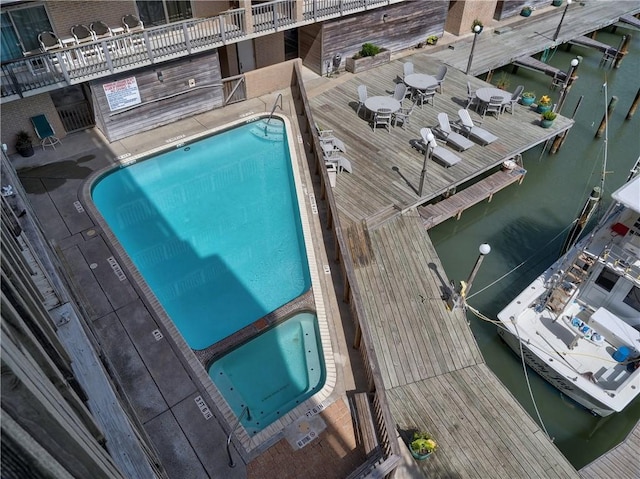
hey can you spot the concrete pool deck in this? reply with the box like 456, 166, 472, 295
11, 89, 376, 478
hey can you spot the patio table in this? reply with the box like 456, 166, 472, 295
475, 87, 511, 104
403, 73, 438, 92
364, 96, 401, 114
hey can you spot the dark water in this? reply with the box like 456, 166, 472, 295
429, 26, 640, 469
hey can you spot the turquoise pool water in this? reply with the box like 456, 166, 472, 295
91, 118, 311, 350
209, 312, 326, 434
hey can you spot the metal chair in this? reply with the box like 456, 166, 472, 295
391, 83, 408, 102
393, 101, 416, 129
38, 32, 62, 52
503, 85, 524, 115
90, 21, 113, 40
71, 24, 95, 44
373, 108, 392, 132
482, 96, 503, 120
356, 84, 368, 118
403, 62, 414, 78
434, 65, 447, 93
416, 86, 437, 108
122, 14, 144, 33
466, 82, 478, 111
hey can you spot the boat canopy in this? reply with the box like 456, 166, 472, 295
611, 176, 640, 213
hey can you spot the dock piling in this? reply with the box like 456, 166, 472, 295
613, 34, 632, 68
595, 95, 618, 138
626, 88, 640, 120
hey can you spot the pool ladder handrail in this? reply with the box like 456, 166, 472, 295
264, 93, 283, 136
227, 406, 251, 467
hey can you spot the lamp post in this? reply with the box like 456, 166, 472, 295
466, 24, 482, 75
552, 0, 572, 42
557, 57, 580, 113
460, 243, 491, 301
418, 131, 437, 196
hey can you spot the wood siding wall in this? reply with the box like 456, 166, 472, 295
91, 52, 223, 142
318, 2, 447, 76
299, 22, 323, 76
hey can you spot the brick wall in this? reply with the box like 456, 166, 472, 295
1, 94, 65, 155
46, 1, 135, 39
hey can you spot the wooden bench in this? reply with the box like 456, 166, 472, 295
353, 392, 381, 459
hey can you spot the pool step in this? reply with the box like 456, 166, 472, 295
250, 121, 285, 142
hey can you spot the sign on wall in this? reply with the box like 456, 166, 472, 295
103, 77, 141, 112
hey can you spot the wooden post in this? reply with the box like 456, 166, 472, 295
626, 88, 640, 120
614, 34, 632, 69
595, 96, 618, 138
551, 95, 584, 153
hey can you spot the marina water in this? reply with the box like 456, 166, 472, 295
430, 27, 639, 468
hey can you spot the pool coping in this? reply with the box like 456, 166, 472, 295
80, 112, 337, 456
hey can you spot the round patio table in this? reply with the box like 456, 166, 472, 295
403, 73, 438, 92
364, 96, 401, 114
475, 87, 511, 104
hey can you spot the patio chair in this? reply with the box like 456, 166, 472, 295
30, 114, 61, 150
71, 24, 95, 44
418, 128, 461, 168
403, 62, 414, 78
373, 108, 392, 133
122, 14, 144, 33
325, 154, 353, 173
434, 65, 447, 93
38, 32, 62, 52
434, 113, 474, 151
393, 101, 416, 129
503, 85, 524, 115
314, 124, 346, 154
356, 84, 368, 118
391, 83, 408, 102
90, 21, 113, 40
466, 82, 479, 111
455, 109, 498, 146
416, 86, 436, 108
482, 96, 503, 120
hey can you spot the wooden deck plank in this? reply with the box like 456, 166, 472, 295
579, 420, 640, 478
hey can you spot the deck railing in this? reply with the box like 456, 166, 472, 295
1, 0, 401, 100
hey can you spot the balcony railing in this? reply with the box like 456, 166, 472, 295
1, 0, 400, 100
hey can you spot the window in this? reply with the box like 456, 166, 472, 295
594, 269, 619, 292
623, 286, 640, 313
136, 1, 192, 27
1, 5, 53, 61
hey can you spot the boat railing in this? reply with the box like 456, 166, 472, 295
601, 242, 640, 281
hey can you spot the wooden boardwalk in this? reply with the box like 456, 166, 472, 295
419, 166, 527, 229
579, 420, 640, 478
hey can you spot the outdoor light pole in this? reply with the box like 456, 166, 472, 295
465, 25, 482, 75
552, 0, 572, 42
460, 243, 491, 301
418, 132, 437, 196
557, 57, 580, 113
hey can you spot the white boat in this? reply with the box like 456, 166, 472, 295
497, 168, 640, 416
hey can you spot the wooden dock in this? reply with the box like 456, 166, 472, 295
418, 166, 527, 229
513, 56, 567, 87
579, 420, 640, 478
568, 36, 620, 64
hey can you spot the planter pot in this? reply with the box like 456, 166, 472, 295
521, 9, 532, 17
521, 96, 536, 106
410, 448, 432, 461
537, 104, 552, 114
552, 0, 563, 6
541, 119, 554, 128
16, 145, 34, 157
345, 50, 391, 74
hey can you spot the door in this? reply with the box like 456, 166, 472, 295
236, 40, 255, 73
50, 85, 95, 133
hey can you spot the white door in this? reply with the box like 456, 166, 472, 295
237, 40, 255, 73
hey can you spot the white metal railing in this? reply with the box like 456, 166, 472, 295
303, 0, 391, 21
252, 0, 296, 33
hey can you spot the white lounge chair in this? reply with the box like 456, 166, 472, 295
325, 154, 353, 173
455, 109, 498, 146
315, 124, 346, 153
416, 128, 461, 168
434, 113, 474, 151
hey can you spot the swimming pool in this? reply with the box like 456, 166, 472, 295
209, 312, 325, 434
91, 118, 310, 350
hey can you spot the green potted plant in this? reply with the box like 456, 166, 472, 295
471, 19, 484, 34
521, 6, 533, 17
536, 94, 553, 113
521, 91, 536, 106
409, 431, 437, 460
540, 110, 557, 128
495, 72, 510, 90
426, 35, 439, 46
15, 130, 34, 157
552, 0, 563, 6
